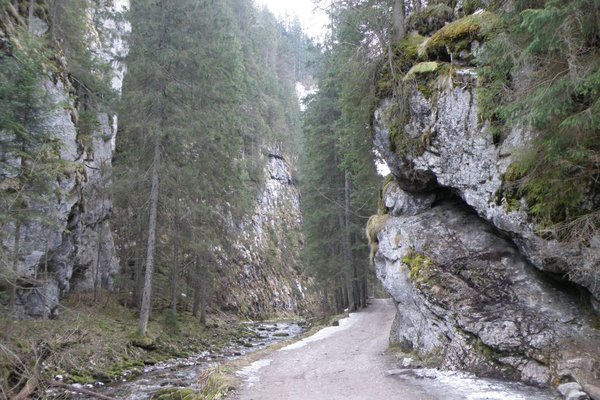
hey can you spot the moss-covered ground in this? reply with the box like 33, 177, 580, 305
0, 292, 268, 395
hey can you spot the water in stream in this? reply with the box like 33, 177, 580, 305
48, 321, 305, 400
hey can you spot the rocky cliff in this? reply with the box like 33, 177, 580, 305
371, 8, 600, 393
216, 149, 311, 317
0, 5, 123, 318
1, 6, 310, 320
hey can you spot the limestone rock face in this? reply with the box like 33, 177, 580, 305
373, 71, 600, 389
373, 71, 600, 300
0, 12, 123, 318
1, 84, 119, 318
216, 150, 311, 317
376, 188, 600, 388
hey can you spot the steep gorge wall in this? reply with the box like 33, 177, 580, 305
0, 6, 122, 318
1, 4, 311, 319
216, 149, 311, 317
371, 20, 600, 393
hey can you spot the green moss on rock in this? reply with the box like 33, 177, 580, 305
406, 4, 454, 35
420, 12, 498, 59
401, 252, 433, 282
367, 214, 391, 263
376, 34, 426, 100
405, 61, 440, 78
151, 388, 201, 400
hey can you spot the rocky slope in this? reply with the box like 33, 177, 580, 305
370, 9, 600, 394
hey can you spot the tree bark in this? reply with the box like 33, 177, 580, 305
192, 258, 201, 317
393, 0, 406, 42
131, 216, 145, 308
93, 209, 104, 302
342, 172, 356, 311
9, 221, 21, 317
43, 238, 48, 319
170, 241, 178, 315
138, 135, 161, 337
28, 0, 35, 33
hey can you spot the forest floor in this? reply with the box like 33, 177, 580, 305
0, 291, 305, 398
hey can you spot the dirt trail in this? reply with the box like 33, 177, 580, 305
231, 298, 435, 400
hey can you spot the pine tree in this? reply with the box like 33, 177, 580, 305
0, 28, 61, 315
116, 0, 249, 335
300, 1, 382, 313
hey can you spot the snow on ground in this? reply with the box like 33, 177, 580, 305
236, 359, 273, 387
280, 312, 358, 351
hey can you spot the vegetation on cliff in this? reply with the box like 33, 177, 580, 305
477, 0, 600, 236
370, 0, 600, 242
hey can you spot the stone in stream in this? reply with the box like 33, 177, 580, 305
560, 383, 585, 397
567, 392, 591, 400
583, 383, 600, 400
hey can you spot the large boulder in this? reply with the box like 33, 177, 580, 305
375, 187, 600, 387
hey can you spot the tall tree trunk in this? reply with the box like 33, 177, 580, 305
28, 0, 35, 33
43, 238, 48, 319
93, 208, 105, 302
131, 216, 144, 308
199, 262, 209, 325
393, 0, 406, 42
139, 135, 161, 337
322, 286, 329, 314
342, 172, 356, 311
170, 241, 178, 315
9, 221, 21, 317
192, 257, 201, 317
192, 278, 200, 318
199, 279, 207, 326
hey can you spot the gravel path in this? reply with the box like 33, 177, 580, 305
231, 298, 435, 400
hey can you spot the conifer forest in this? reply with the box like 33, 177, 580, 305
1, 0, 599, 399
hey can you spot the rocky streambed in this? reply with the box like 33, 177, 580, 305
47, 321, 306, 399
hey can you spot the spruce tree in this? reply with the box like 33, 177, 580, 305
0, 29, 61, 315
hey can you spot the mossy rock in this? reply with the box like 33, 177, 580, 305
64, 370, 96, 385
130, 335, 157, 350
376, 33, 427, 100
419, 11, 499, 60
406, 4, 454, 36
401, 253, 433, 283
461, 0, 486, 16
396, 33, 427, 61
367, 214, 391, 263
404, 61, 440, 79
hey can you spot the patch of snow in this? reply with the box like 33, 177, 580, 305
236, 359, 273, 387
280, 312, 358, 351
391, 369, 556, 400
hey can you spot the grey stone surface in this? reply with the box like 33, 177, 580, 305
0, 18, 121, 318
373, 71, 600, 389
383, 180, 435, 217
567, 391, 591, 400
373, 71, 600, 299
560, 383, 584, 397
216, 148, 310, 317
374, 198, 600, 387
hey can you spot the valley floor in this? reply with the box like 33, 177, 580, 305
230, 299, 557, 400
